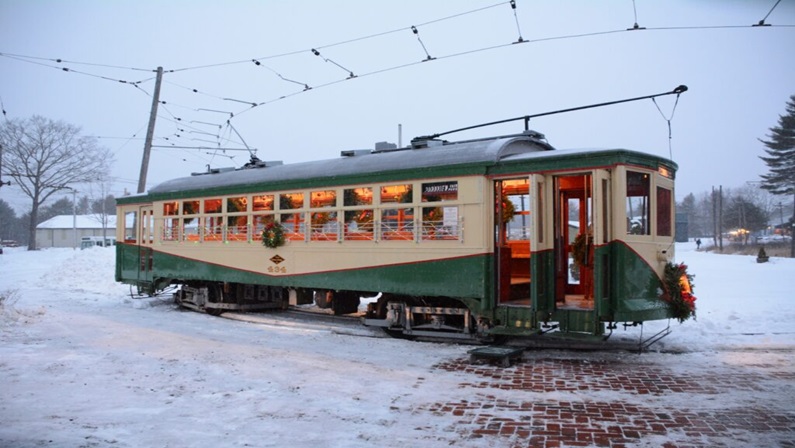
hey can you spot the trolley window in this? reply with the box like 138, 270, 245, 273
163, 202, 179, 215
251, 214, 275, 242
310, 190, 336, 208
422, 205, 460, 240
421, 181, 458, 202
204, 198, 222, 214
227, 215, 248, 241
253, 195, 274, 211
343, 187, 375, 241
280, 192, 304, 212
344, 187, 373, 206
182, 200, 199, 216
381, 208, 414, 240
124, 211, 137, 243
281, 213, 305, 241
310, 211, 339, 241
226, 197, 247, 213
656, 186, 672, 237
381, 184, 413, 204
626, 171, 650, 235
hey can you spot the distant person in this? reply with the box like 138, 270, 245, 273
696, 238, 702, 250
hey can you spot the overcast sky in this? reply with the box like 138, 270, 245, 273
1, 0, 793, 213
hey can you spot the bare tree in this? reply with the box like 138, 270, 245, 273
85, 172, 116, 240
0, 115, 113, 250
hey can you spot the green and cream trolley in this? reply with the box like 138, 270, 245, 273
116, 129, 689, 341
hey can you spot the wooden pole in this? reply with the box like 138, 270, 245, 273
137, 66, 164, 194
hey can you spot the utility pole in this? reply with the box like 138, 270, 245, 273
70, 188, 77, 250
718, 185, 723, 251
137, 66, 164, 194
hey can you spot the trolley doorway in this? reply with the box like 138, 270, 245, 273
495, 178, 532, 305
554, 174, 593, 310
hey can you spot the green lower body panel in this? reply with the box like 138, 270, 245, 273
116, 244, 492, 304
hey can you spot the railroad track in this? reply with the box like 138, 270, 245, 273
221, 307, 388, 339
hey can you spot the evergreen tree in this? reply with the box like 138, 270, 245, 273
38, 197, 75, 224
759, 94, 795, 256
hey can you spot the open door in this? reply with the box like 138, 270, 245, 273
554, 174, 593, 309
494, 178, 531, 305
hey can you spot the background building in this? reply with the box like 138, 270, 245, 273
36, 215, 116, 249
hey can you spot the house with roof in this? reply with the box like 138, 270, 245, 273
35, 215, 117, 249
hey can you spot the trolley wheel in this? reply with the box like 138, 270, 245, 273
331, 291, 360, 316
314, 290, 333, 309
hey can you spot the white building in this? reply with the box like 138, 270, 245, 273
35, 215, 117, 249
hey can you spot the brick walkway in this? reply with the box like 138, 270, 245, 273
421, 352, 795, 447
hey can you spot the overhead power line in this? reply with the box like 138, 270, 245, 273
2, 0, 793, 172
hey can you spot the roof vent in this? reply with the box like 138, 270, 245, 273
191, 166, 236, 176
410, 137, 446, 149
341, 149, 372, 157
374, 141, 397, 151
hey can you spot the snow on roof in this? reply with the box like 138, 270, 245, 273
36, 214, 117, 230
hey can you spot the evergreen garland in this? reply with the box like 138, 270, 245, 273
661, 262, 697, 323
571, 233, 592, 268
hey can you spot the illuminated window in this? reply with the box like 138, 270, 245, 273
381, 184, 412, 204
227, 215, 248, 241
381, 208, 414, 240
162, 218, 179, 241
280, 193, 304, 210
253, 195, 274, 211
163, 202, 179, 216
204, 198, 222, 214
280, 213, 305, 241
183, 200, 199, 215
344, 187, 374, 241
251, 215, 275, 241
203, 215, 224, 241
310, 211, 338, 241
227, 197, 247, 213
344, 210, 374, 241
310, 190, 336, 208
344, 187, 373, 206
422, 205, 460, 240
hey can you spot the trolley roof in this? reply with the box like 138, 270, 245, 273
125, 132, 675, 202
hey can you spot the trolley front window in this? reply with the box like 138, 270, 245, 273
626, 171, 650, 235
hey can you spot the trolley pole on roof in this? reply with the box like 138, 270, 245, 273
137, 66, 164, 194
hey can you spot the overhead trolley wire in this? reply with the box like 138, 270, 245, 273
0, 52, 156, 87
0, 52, 152, 72
171, 1, 508, 73
3, 1, 793, 156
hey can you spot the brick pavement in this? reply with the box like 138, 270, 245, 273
420, 352, 795, 447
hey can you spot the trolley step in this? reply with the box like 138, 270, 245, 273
468, 346, 525, 367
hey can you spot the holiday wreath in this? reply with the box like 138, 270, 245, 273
261, 222, 286, 248
661, 262, 697, 323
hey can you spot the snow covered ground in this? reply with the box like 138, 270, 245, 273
0, 243, 792, 447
